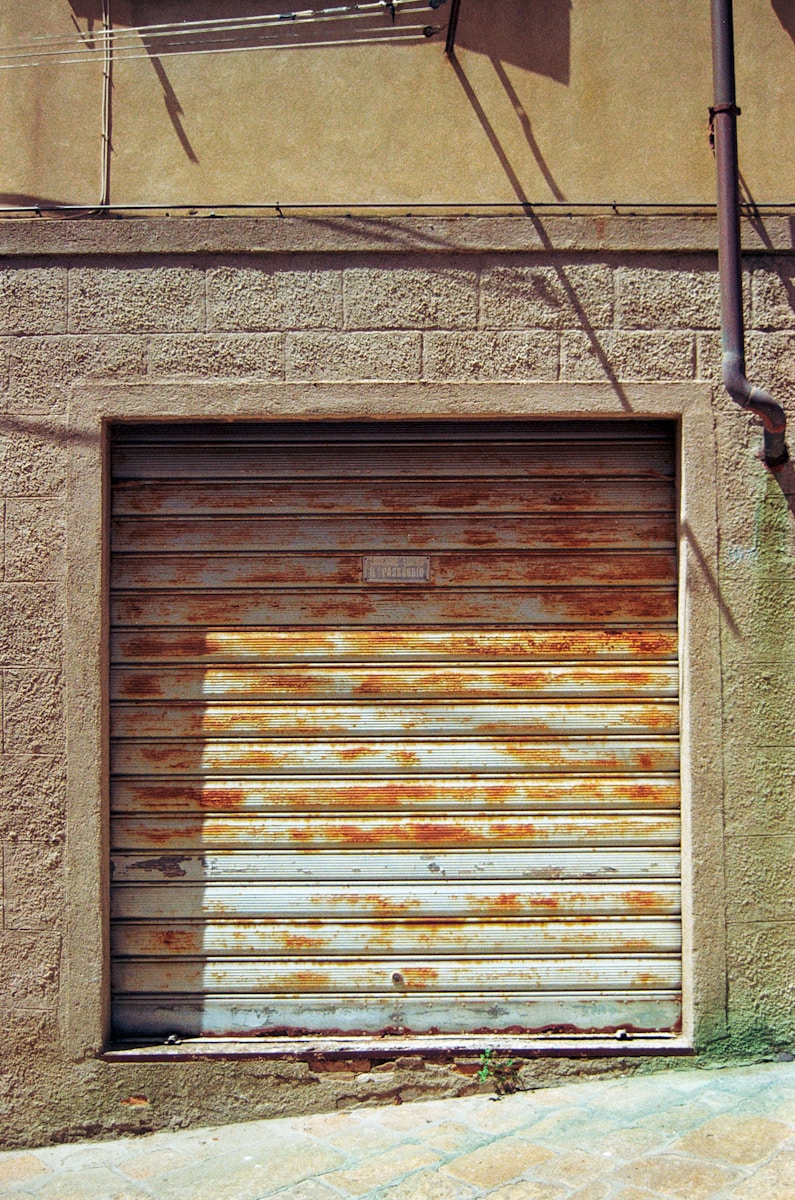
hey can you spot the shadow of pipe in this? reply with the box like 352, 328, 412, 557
490, 57, 566, 202
68, 0, 103, 40
141, 40, 200, 165
0, 412, 99, 446
739, 172, 795, 313
769, 458, 795, 518
449, 55, 530, 206
0, 193, 97, 210
525, 214, 635, 413
449, 57, 631, 411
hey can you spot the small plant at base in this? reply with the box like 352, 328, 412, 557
476, 1048, 524, 1097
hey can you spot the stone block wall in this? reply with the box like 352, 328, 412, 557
0, 218, 793, 1146
3, 252, 791, 397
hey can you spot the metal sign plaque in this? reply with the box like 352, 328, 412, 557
363, 555, 431, 584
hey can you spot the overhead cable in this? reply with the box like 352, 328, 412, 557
0, 31, 429, 71
0, 1, 433, 67
32, 0, 425, 44
100, 0, 112, 207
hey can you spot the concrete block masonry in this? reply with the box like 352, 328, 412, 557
5, 336, 148, 414
147, 333, 284, 380
0, 268, 67, 336
67, 267, 206, 334
286, 330, 423, 380
480, 262, 615, 330
344, 266, 479, 330
208, 265, 344, 332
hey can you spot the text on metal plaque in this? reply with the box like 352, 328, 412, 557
362, 555, 431, 583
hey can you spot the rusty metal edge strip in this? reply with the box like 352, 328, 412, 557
103, 1035, 692, 1060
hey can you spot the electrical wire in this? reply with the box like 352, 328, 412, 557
100, 0, 112, 207
5, 10, 418, 58
13, 0, 426, 47
3, 202, 793, 214
0, 2, 434, 67
0, 31, 430, 71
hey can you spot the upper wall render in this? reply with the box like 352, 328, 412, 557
3, 1, 794, 207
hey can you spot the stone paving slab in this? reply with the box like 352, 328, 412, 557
1, 1061, 795, 1199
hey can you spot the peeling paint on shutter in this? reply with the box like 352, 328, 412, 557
109, 420, 681, 1041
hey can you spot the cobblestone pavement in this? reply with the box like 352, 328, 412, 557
2, 1060, 795, 1199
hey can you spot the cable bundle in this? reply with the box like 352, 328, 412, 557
0, 1, 441, 69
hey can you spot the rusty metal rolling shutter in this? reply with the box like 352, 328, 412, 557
109, 420, 680, 1041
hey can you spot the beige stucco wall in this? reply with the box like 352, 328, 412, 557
0, 214, 793, 1148
1, 0, 794, 209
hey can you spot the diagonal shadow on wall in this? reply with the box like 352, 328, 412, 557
62, 1, 572, 177
69, 0, 198, 164
771, 0, 795, 42
453, 0, 571, 83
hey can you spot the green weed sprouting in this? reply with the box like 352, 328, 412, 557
476, 1048, 524, 1096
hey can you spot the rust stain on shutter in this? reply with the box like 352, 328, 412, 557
109, 420, 681, 1041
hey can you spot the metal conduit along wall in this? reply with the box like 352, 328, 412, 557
109, 419, 681, 1042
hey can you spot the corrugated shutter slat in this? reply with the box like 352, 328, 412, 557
110, 419, 680, 1041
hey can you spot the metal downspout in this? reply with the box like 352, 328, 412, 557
444, 0, 462, 57
710, 0, 788, 468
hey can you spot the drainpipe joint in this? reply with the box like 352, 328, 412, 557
722, 350, 789, 468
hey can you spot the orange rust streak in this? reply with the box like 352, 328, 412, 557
394, 750, 421, 769
288, 825, 313, 843
118, 673, 163, 698
379, 783, 433, 805
433, 490, 482, 508
197, 788, 249, 811
280, 934, 324, 952
628, 783, 671, 803
404, 822, 472, 845
404, 967, 440, 985
119, 785, 209, 807
137, 746, 195, 768
339, 746, 370, 762
623, 706, 676, 730
463, 530, 499, 546
351, 674, 397, 697
492, 820, 537, 839
120, 634, 208, 659
231, 672, 320, 695
293, 971, 333, 989
155, 930, 199, 954
127, 825, 195, 847
625, 890, 666, 911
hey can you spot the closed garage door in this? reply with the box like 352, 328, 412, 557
110, 419, 680, 1041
